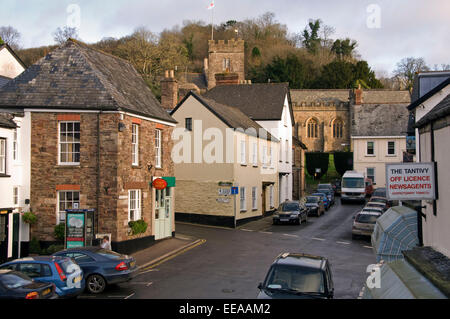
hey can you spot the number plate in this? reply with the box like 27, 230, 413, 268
130, 261, 136, 268
280, 218, 289, 222
73, 275, 82, 283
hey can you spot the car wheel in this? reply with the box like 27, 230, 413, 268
86, 274, 106, 294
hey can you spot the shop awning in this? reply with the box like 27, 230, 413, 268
371, 206, 419, 263
362, 259, 446, 299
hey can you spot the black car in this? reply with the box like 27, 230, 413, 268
0, 269, 57, 299
304, 196, 325, 217
273, 201, 308, 225
53, 247, 138, 294
257, 253, 334, 299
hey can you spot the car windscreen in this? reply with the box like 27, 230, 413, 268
0, 273, 33, 289
265, 265, 325, 294
306, 197, 319, 203
342, 178, 364, 188
280, 203, 299, 211
356, 214, 378, 224
96, 249, 125, 260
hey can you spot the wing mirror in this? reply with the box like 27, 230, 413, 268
258, 282, 263, 290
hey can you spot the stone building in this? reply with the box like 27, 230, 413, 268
0, 40, 177, 254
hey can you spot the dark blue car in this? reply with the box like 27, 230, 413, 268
53, 247, 138, 294
0, 269, 57, 299
311, 192, 330, 210
0, 256, 84, 298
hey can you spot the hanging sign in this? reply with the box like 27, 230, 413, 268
152, 178, 168, 190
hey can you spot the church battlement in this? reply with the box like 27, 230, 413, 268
208, 39, 245, 52
293, 101, 349, 108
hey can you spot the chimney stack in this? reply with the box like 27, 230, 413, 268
214, 73, 239, 86
160, 69, 178, 111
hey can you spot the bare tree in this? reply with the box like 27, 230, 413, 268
53, 26, 79, 45
394, 57, 430, 91
0, 26, 21, 50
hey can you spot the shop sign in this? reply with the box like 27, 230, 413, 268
66, 212, 85, 248
386, 162, 436, 200
152, 178, 168, 190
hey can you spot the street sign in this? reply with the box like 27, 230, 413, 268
386, 162, 436, 200
231, 187, 239, 195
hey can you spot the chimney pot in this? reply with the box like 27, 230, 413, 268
165, 70, 169, 78
170, 70, 174, 78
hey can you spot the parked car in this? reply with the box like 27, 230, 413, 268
316, 188, 335, 206
305, 196, 325, 217
365, 178, 374, 197
369, 196, 392, 208
311, 192, 330, 210
361, 206, 385, 215
53, 247, 138, 294
352, 212, 381, 239
0, 256, 84, 298
273, 201, 308, 225
365, 201, 388, 212
332, 179, 341, 196
372, 187, 386, 198
0, 269, 57, 299
317, 183, 335, 196
257, 253, 334, 299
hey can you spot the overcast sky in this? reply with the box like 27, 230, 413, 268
3, 0, 449, 75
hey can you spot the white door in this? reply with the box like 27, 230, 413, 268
155, 188, 172, 240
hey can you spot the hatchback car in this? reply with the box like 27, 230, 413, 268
305, 196, 325, 217
352, 212, 381, 239
0, 269, 57, 299
365, 201, 388, 212
311, 192, 330, 210
257, 253, 334, 299
273, 201, 308, 225
369, 196, 390, 208
53, 247, 138, 294
0, 256, 84, 298
316, 188, 335, 206
361, 206, 385, 215
372, 187, 386, 198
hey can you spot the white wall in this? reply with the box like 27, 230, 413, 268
256, 95, 293, 201
0, 47, 25, 79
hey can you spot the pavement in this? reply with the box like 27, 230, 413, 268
131, 233, 202, 271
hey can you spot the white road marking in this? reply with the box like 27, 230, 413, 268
283, 234, 299, 238
241, 229, 254, 232
124, 293, 135, 299
312, 237, 325, 241
260, 231, 273, 234
336, 241, 351, 245
363, 245, 373, 249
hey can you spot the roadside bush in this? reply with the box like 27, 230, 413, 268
29, 237, 41, 255
45, 244, 64, 255
128, 219, 148, 236
305, 152, 329, 179
22, 212, 37, 225
333, 152, 353, 177
54, 223, 65, 242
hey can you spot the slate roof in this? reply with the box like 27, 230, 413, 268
290, 89, 350, 105
361, 90, 410, 104
415, 94, 450, 128
203, 83, 292, 122
0, 75, 11, 88
0, 39, 176, 123
171, 91, 278, 142
408, 77, 450, 111
352, 103, 410, 136
0, 112, 17, 129
185, 73, 207, 90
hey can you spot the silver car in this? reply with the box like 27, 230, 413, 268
352, 212, 381, 239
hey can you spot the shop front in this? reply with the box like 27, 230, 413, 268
0, 209, 12, 263
153, 177, 175, 240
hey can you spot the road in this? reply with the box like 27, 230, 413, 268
80, 199, 376, 299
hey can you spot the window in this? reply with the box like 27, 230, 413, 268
185, 118, 192, 131
252, 187, 257, 210
387, 141, 396, 155
307, 119, 318, 138
155, 129, 162, 168
269, 146, 273, 167
132, 124, 139, 166
285, 140, 289, 163
240, 140, 246, 165
367, 168, 375, 183
18, 264, 41, 278
366, 141, 375, 155
128, 189, 141, 221
333, 120, 343, 138
67, 253, 95, 263
0, 138, 5, 174
262, 145, 267, 168
59, 121, 80, 164
240, 187, 246, 211
223, 58, 231, 71
58, 191, 80, 223
270, 185, 274, 208
13, 187, 19, 206
13, 128, 18, 160
252, 142, 257, 166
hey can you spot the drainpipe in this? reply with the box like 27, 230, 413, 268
96, 111, 101, 237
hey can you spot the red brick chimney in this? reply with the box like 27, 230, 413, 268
354, 84, 363, 105
160, 70, 178, 110
214, 72, 239, 86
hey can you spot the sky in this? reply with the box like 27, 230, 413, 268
3, 0, 449, 76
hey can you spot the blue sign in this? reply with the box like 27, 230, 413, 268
231, 187, 239, 195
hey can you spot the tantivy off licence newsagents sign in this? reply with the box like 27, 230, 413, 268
386, 162, 436, 200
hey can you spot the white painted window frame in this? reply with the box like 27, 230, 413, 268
128, 189, 142, 221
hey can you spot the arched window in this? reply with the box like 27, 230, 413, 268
307, 119, 318, 138
332, 119, 343, 139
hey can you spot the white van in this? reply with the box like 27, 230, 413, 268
341, 171, 366, 204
